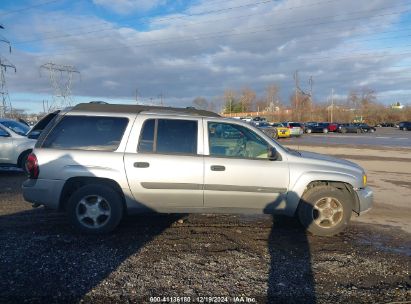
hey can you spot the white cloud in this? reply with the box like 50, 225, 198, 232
4, 0, 411, 113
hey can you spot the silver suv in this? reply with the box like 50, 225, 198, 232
22, 103, 373, 236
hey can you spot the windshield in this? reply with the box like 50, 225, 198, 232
0, 121, 30, 136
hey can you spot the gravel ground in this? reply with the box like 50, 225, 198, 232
0, 172, 410, 304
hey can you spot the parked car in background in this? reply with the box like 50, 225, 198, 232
355, 123, 376, 133
326, 122, 339, 132
399, 121, 411, 131
22, 103, 373, 236
282, 122, 304, 137
251, 121, 278, 139
338, 123, 362, 133
241, 117, 253, 122
377, 122, 395, 127
251, 117, 267, 124
270, 122, 291, 138
398, 121, 411, 130
0, 119, 36, 172
305, 122, 338, 134
338, 123, 375, 133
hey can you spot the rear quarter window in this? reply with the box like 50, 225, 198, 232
42, 115, 128, 151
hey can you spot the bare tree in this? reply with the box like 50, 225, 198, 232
239, 87, 256, 113
265, 84, 280, 110
223, 89, 238, 114
192, 97, 208, 110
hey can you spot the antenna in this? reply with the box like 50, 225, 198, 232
40, 62, 80, 111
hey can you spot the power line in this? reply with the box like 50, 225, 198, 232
12, 0, 410, 45
13, 0, 275, 42
0, 0, 61, 17
33, 7, 411, 59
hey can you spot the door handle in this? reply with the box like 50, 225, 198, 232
134, 162, 150, 168
211, 165, 225, 171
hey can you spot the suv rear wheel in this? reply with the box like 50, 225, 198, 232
298, 185, 352, 236
66, 184, 124, 234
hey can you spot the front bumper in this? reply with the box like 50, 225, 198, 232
22, 178, 65, 209
355, 186, 373, 214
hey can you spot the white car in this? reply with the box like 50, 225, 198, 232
0, 118, 36, 171
282, 122, 304, 137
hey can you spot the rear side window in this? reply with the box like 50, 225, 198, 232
289, 123, 301, 127
42, 116, 128, 151
138, 119, 197, 155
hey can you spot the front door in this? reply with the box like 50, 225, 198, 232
203, 120, 290, 213
124, 117, 204, 210
0, 127, 13, 163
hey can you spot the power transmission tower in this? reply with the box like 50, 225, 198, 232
0, 24, 15, 118
40, 62, 80, 111
0, 58, 16, 118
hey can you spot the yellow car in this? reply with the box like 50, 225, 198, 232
270, 123, 291, 138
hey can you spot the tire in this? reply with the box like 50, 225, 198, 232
297, 185, 352, 236
341, 128, 347, 134
66, 184, 124, 234
19, 150, 31, 174
356, 128, 362, 134
370, 129, 375, 133
323, 128, 328, 134
306, 128, 312, 134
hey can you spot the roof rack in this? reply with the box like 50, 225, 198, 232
71, 103, 220, 117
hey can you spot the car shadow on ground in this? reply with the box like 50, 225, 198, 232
0, 155, 316, 302
0, 208, 317, 302
0, 206, 184, 302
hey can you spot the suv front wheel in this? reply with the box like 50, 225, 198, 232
298, 185, 352, 236
66, 184, 124, 234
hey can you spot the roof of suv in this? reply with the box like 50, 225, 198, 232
71, 103, 220, 118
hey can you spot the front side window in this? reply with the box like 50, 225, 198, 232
0, 127, 10, 137
208, 122, 269, 159
42, 116, 128, 151
138, 119, 198, 155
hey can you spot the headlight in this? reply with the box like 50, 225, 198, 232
363, 174, 367, 187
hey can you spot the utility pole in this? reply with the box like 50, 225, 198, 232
309, 76, 313, 120
159, 93, 163, 106
135, 88, 138, 104
293, 70, 299, 121
332, 88, 335, 122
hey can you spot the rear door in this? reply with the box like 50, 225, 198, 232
124, 116, 204, 209
203, 120, 289, 212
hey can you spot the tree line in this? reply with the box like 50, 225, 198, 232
192, 85, 411, 124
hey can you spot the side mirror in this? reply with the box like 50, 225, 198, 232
268, 146, 278, 161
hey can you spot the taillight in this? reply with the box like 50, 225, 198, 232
26, 153, 39, 179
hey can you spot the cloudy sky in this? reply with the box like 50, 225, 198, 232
0, 0, 411, 113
